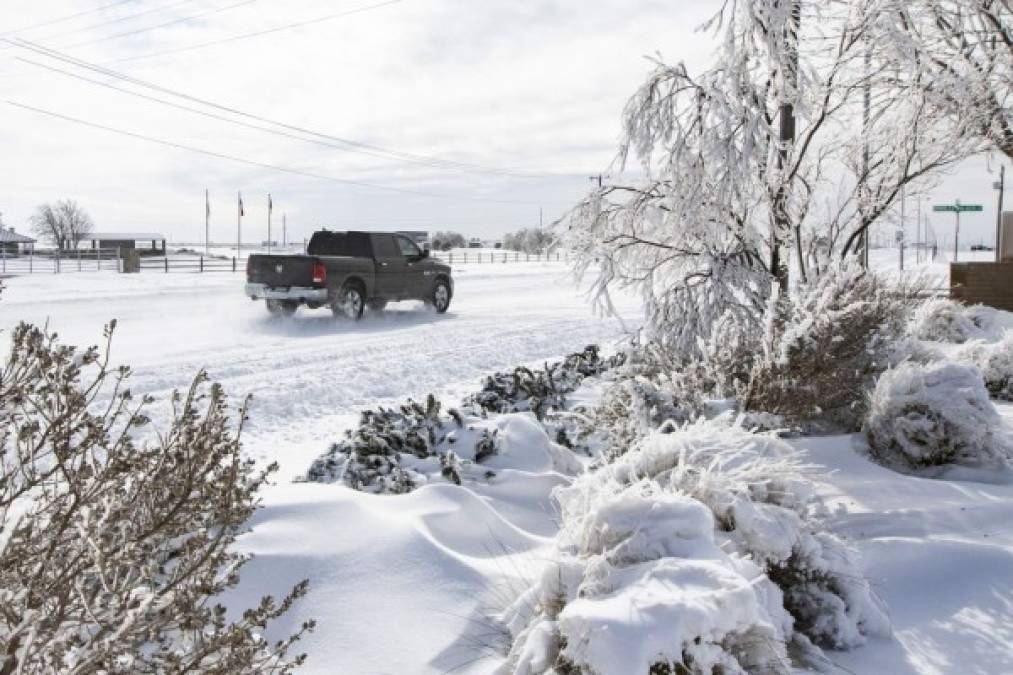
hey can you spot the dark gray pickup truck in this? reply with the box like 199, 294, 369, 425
245, 230, 453, 319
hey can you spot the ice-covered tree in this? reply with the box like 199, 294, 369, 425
870, 0, 1011, 159
560, 0, 975, 356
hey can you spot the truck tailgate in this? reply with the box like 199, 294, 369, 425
247, 255, 318, 287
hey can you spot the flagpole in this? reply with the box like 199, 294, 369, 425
267, 194, 272, 255
205, 188, 210, 256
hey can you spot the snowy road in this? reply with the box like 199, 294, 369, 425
0, 263, 638, 477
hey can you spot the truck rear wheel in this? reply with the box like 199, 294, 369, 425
266, 299, 298, 317
332, 284, 365, 320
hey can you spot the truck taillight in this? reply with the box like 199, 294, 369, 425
312, 262, 326, 284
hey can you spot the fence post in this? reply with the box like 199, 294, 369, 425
55, 250, 61, 274
97, 247, 101, 271
77, 247, 82, 271
200, 256, 204, 273
449, 252, 453, 264
165, 256, 169, 273
29, 249, 33, 273
232, 256, 237, 272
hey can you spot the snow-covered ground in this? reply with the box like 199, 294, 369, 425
3, 262, 1013, 673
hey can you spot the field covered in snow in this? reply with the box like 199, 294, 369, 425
2, 261, 1013, 674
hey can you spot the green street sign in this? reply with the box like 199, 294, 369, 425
933, 203, 983, 213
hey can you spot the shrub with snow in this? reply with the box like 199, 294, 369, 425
865, 361, 1012, 471
956, 334, 1013, 401
908, 298, 1001, 344
463, 345, 620, 420
0, 322, 312, 672
499, 420, 889, 674
744, 263, 914, 431
305, 346, 619, 493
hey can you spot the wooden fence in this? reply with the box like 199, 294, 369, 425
0, 248, 120, 275
138, 256, 240, 273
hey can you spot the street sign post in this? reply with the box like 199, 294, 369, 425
932, 201, 983, 261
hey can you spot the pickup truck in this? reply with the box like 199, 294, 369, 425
245, 230, 454, 319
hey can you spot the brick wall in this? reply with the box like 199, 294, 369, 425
951, 262, 1013, 310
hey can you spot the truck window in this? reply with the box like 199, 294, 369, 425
397, 236, 421, 258
307, 232, 371, 257
371, 234, 400, 258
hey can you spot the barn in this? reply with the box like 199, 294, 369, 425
0, 228, 36, 256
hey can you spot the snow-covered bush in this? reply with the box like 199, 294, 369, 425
908, 298, 1001, 344
306, 346, 619, 493
956, 334, 1013, 401
463, 345, 619, 420
500, 420, 889, 673
744, 263, 914, 431
0, 322, 312, 672
865, 361, 1012, 471
303, 394, 499, 493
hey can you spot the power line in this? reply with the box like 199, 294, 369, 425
45, 0, 204, 44
7, 99, 557, 206
64, 0, 264, 49
10, 39, 560, 179
0, 0, 137, 36
105, 0, 405, 63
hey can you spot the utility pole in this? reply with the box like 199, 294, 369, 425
205, 188, 210, 257
283, 212, 287, 247
237, 191, 244, 258
267, 193, 273, 255
539, 207, 543, 229
917, 195, 922, 264
899, 186, 905, 271
995, 164, 1005, 262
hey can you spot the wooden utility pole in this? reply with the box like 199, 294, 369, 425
205, 188, 210, 257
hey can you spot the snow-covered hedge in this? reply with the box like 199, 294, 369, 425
865, 361, 1012, 471
304, 346, 615, 493
462, 345, 620, 420
908, 298, 1001, 344
956, 334, 1013, 401
499, 420, 889, 674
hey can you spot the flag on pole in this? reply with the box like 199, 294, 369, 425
238, 191, 244, 216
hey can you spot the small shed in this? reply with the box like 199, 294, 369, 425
85, 232, 166, 256
0, 228, 36, 256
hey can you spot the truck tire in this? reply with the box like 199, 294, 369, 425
431, 279, 452, 314
332, 283, 365, 320
266, 299, 298, 317
368, 299, 388, 312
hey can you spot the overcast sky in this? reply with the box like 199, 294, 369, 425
0, 0, 1006, 247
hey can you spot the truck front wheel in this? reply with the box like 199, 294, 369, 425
332, 284, 365, 320
431, 280, 451, 314
266, 299, 298, 317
